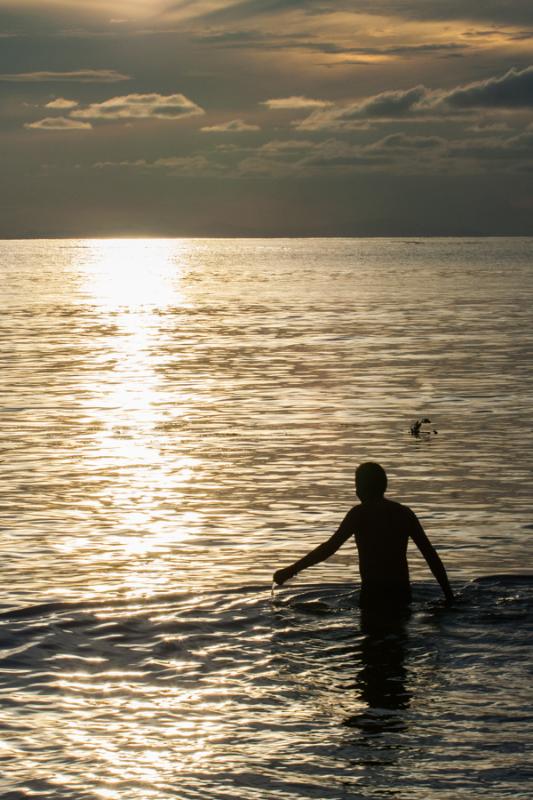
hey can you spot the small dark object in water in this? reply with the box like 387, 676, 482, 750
410, 418, 437, 437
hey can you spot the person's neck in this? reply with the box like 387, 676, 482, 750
361, 494, 384, 504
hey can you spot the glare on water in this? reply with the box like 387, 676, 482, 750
0, 238, 532, 799
74, 241, 198, 594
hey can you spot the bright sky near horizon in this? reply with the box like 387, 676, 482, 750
1, 0, 533, 235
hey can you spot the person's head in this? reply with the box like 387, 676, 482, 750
355, 462, 387, 502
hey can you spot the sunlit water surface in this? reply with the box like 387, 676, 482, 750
1, 238, 532, 798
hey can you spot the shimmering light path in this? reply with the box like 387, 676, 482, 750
0, 238, 532, 798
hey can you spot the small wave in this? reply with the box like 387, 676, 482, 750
0, 576, 531, 799
472, 573, 533, 585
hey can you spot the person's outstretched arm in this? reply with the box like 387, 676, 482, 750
273, 510, 356, 586
409, 511, 455, 603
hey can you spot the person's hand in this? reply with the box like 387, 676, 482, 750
273, 566, 295, 586
444, 589, 455, 605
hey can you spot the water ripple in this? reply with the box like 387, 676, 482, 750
1, 238, 533, 798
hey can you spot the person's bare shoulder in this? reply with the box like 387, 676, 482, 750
390, 500, 422, 535
345, 504, 363, 524
384, 498, 417, 521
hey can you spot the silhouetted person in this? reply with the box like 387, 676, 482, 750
273, 462, 454, 608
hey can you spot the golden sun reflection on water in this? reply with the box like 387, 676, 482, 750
74, 239, 201, 596
54, 670, 220, 794
1, 239, 532, 798
79, 238, 188, 310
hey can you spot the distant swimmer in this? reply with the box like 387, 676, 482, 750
273, 462, 455, 608
410, 418, 437, 437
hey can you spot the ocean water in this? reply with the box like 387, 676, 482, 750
0, 237, 532, 799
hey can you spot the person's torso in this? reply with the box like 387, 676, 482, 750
353, 498, 412, 591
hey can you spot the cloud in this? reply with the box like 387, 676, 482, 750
93, 155, 215, 175
296, 65, 533, 128
0, 70, 131, 83
234, 128, 533, 178
45, 98, 79, 110
367, 132, 447, 150
259, 139, 316, 153
237, 137, 383, 177
233, 139, 317, 171
164, 0, 533, 28
71, 93, 205, 120
296, 135, 442, 171
466, 121, 512, 132
193, 28, 284, 46
346, 85, 428, 116
296, 86, 428, 128
447, 130, 533, 160
236, 157, 291, 177
193, 26, 465, 59
164, 0, 304, 23
510, 30, 533, 41
439, 65, 533, 109
192, 24, 461, 58
152, 156, 211, 169
342, 1, 533, 27
201, 118, 260, 132
24, 116, 92, 131
261, 96, 333, 110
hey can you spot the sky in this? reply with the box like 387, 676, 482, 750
1, 0, 533, 236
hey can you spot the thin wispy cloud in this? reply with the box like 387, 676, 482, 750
45, 98, 79, 109
234, 129, 533, 178
261, 96, 333, 110
466, 121, 513, 132
343, 0, 533, 26
93, 155, 217, 175
24, 116, 92, 131
201, 119, 260, 132
259, 140, 316, 153
182, 0, 533, 27
71, 93, 204, 120
196, 30, 466, 60
0, 69, 131, 82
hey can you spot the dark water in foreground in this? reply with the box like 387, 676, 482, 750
1, 238, 532, 797
0, 577, 531, 799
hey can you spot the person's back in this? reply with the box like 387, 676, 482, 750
273, 462, 454, 607
349, 498, 415, 606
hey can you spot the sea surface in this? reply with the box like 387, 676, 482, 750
0, 237, 532, 799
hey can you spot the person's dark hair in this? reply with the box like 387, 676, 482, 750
355, 462, 387, 499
